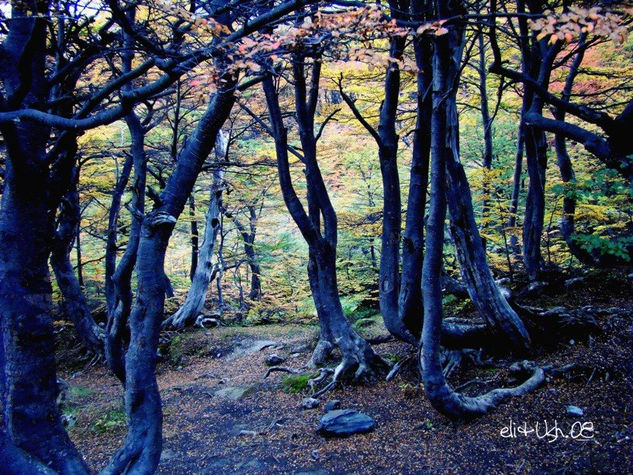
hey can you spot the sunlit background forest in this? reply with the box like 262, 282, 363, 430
71, 36, 633, 325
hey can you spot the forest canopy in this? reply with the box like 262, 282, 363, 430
0, 0, 632, 473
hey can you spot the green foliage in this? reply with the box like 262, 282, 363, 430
281, 372, 319, 394
572, 234, 632, 262
92, 409, 127, 434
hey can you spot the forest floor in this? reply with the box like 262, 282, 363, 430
57, 270, 633, 474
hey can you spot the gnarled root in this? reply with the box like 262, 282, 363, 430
264, 366, 302, 379
307, 339, 334, 369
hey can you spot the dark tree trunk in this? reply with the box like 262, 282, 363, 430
263, 69, 385, 379
0, 5, 89, 471
419, 7, 543, 420
231, 205, 262, 301
507, 107, 526, 252
105, 111, 147, 384
105, 153, 133, 315
75, 219, 84, 288
104, 79, 236, 473
376, 31, 408, 342
435, 14, 531, 353
51, 176, 104, 354
478, 31, 494, 230
521, 2, 558, 281
398, 21, 432, 341
189, 193, 199, 280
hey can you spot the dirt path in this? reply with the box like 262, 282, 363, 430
59, 290, 633, 473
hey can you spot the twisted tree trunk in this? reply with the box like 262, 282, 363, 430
104, 80, 236, 474
263, 67, 385, 379
420, 11, 543, 420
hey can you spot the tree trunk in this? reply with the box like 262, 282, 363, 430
0, 6, 89, 470
521, 4, 558, 281
437, 15, 531, 353
104, 78, 236, 473
398, 24, 432, 341
507, 107, 526, 252
51, 178, 104, 354
419, 11, 543, 420
189, 194, 199, 280
231, 205, 262, 301
105, 111, 147, 383
105, 153, 134, 314
165, 166, 225, 329
263, 68, 385, 379
478, 31, 494, 231
0, 133, 89, 475
376, 32, 408, 342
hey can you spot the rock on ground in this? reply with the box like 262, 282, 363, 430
317, 409, 375, 437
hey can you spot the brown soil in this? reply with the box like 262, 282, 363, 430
58, 272, 633, 474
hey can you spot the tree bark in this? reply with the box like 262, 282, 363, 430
51, 176, 105, 354
230, 205, 262, 301
437, 13, 531, 353
263, 68, 385, 379
398, 15, 432, 341
521, 2, 558, 281
420, 9, 543, 420
478, 31, 494, 230
0, 5, 89, 471
105, 153, 133, 315
104, 78, 236, 474
105, 111, 147, 384
189, 194, 199, 280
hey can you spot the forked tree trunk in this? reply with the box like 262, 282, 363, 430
263, 69, 385, 379
51, 178, 104, 354
420, 14, 543, 420
105, 111, 147, 384
105, 153, 134, 315
339, 1, 430, 343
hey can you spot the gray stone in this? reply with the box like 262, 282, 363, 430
227, 339, 279, 361
355, 318, 375, 328
526, 281, 548, 296
302, 397, 320, 410
324, 399, 341, 411
265, 353, 286, 366
215, 386, 251, 400
566, 405, 584, 417
317, 409, 375, 436
160, 449, 176, 462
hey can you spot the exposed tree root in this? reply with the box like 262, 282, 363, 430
263, 366, 302, 379
308, 368, 334, 393
441, 349, 463, 378
307, 339, 334, 369
386, 355, 413, 382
